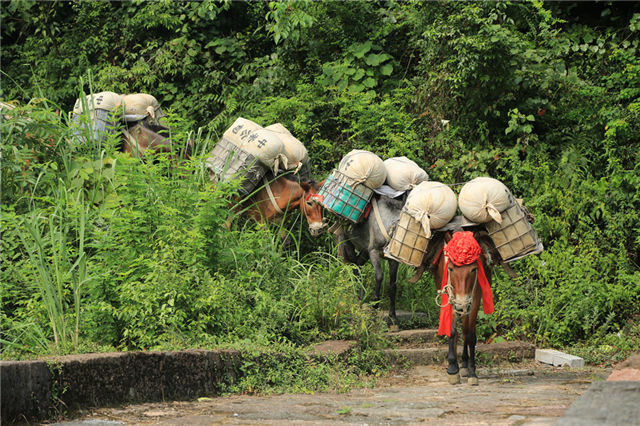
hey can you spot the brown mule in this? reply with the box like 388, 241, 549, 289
431, 228, 495, 386
236, 172, 327, 237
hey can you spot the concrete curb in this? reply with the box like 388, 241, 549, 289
383, 341, 536, 365
1, 350, 242, 425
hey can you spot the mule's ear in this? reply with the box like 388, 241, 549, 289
300, 180, 312, 192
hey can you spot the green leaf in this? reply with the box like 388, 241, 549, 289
379, 64, 393, 76
363, 77, 376, 88
365, 53, 380, 66
583, 33, 593, 43
353, 69, 365, 81
353, 41, 372, 58
215, 46, 226, 54
336, 79, 348, 91
526, 115, 535, 121
349, 84, 365, 93
187, 48, 197, 57
344, 67, 356, 76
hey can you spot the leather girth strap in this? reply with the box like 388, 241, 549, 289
263, 176, 285, 215
372, 197, 390, 243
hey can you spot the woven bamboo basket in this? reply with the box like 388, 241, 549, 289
206, 136, 266, 196
318, 169, 373, 223
384, 211, 430, 267
485, 202, 540, 261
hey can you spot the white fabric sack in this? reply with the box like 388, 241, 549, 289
122, 94, 165, 124
404, 181, 457, 239
458, 177, 513, 224
338, 150, 387, 189
266, 123, 309, 173
240, 128, 287, 173
224, 117, 263, 146
384, 157, 429, 191
73, 92, 123, 118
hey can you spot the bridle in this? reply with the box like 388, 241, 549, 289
435, 257, 480, 317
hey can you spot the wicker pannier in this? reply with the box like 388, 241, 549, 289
384, 211, 431, 267
485, 201, 541, 261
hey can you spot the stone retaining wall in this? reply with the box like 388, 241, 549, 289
1, 350, 242, 425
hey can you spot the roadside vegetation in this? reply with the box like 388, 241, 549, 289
2, 1, 639, 393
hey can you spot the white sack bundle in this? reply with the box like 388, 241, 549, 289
122, 94, 165, 124
338, 150, 387, 189
73, 91, 123, 118
384, 157, 429, 191
404, 181, 457, 239
240, 128, 287, 173
266, 123, 309, 173
458, 177, 512, 224
223, 117, 263, 146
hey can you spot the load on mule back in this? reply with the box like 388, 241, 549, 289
71, 91, 190, 162
206, 118, 326, 236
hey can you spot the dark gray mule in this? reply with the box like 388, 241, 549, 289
337, 195, 404, 324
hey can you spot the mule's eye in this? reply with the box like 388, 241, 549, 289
471, 267, 478, 274
306, 201, 314, 207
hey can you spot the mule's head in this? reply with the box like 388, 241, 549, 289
442, 230, 487, 317
299, 178, 327, 237
447, 260, 479, 317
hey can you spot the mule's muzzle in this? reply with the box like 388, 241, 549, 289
452, 298, 473, 316
309, 222, 326, 237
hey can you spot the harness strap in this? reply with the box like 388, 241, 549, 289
371, 198, 390, 243
263, 176, 285, 215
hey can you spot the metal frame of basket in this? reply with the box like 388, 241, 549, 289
485, 202, 540, 261
207, 136, 266, 196
318, 169, 374, 224
384, 210, 431, 267
71, 109, 119, 144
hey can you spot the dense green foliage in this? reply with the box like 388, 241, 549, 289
2, 0, 639, 369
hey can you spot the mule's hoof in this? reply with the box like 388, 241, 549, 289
468, 377, 479, 386
460, 368, 469, 377
389, 324, 400, 333
447, 373, 461, 385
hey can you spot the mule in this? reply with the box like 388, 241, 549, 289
430, 228, 495, 386
336, 195, 405, 324
237, 171, 326, 237
121, 123, 192, 164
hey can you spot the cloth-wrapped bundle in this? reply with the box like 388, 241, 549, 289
403, 181, 457, 239
458, 177, 513, 224
122, 94, 166, 126
73, 91, 123, 118
384, 157, 429, 191
239, 128, 287, 174
265, 123, 309, 174
224, 117, 263, 146
338, 150, 387, 189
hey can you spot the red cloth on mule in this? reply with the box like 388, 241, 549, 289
438, 231, 495, 337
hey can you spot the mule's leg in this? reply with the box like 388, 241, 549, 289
338, 234, 363, 300
447, 316, 461, 384
460, 316, 470, 377
466, 291, 482, 386
387, 260, 399, 326
369, 251, 384, 308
